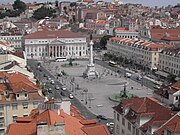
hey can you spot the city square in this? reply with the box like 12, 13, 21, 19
43, 60, 153, 118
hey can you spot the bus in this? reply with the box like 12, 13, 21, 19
109, 61, 119, 68
56, 57, 67, 62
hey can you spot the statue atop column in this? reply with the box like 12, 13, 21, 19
83, 34, 99, 79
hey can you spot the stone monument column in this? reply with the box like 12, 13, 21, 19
83, 34, 99, 78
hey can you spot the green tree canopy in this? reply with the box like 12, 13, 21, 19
100, 35, 113, 49
33, 6, 56, 20
13, 0, 26, 13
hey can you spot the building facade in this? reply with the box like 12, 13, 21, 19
158, 47, 180, 77
113, 97, 175, 135
107, 37, 172, 70
24, 30, 88, 60
0, 35, 23, 50
115, 27, 139, 39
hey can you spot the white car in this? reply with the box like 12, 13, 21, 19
61, 86, 67, 91
106, 122, 114, 127
69, 93, 74, 99
51, 80, 55, 85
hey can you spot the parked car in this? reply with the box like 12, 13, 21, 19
124, 73, 132, 78
43, 74, 47, 77
69, 93, 74, 99
48, 88, 52, 93
47, 76, 51, 81
55, 85, 60, 90
61, 86, 67, 91
96, 115, 107, 120
51, 80, 55, 85
106, 122, 114, 128
154, 85, 161, 89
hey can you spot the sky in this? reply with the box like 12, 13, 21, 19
0, 0, 179, 7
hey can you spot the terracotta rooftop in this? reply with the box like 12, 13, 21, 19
113, 97, 175, 133
7, 107, 110, 135
171, 81, 180, 91
150, 28, 180, 41
155, 113, 180, 134
110, 37, 172, 51
25, 30, 86, 39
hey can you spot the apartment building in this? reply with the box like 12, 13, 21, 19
24, 30, 88, 60
113, 97, 175, 135
153, 81, 180, 106
158, 47, 180, 76
0, 71, 44, 134
107, 37, 172, 70
0, 34, 23, 50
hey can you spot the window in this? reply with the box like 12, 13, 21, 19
117, 113, 119, 121
128, 122, 131, 131
12, 103, 18, 110
122, 117, 125, 126
12, 115, 17, 122
17, 94, 19, 97
122, 129, 125, 135
136, 129, 139, 135
116, 125, 119, 134
167, 130, 172, 135
0, 105, 3, 111
33, 102, 38, 109
25, 93, 27, 97
23, 103, 28, 109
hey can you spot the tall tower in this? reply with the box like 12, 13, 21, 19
83, 35, 99, 79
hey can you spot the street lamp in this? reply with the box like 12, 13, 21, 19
83, 89, 88, 105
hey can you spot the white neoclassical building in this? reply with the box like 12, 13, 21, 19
114, 28, 139, 39
107, 37, 172, 70
24, 30, 88, 60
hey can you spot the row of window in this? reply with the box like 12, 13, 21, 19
116, 35, 138, 39
0, 36, 22, 40
29, 39, 83, 44
0, 102, 39, 111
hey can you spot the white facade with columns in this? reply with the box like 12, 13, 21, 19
24, 30, 87, 60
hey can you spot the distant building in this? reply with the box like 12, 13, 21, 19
158, 47, 180, 77
24, 30, 87, 60
114, 27, 139, 39
107, 37, 172, 70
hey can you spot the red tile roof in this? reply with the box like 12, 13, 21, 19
113, 97, 175, 133
150, 28, 180, 41
7, 107, 110, 135
25, 30, 86, 39
81, 124, 110, 135
7, 123, 36, 135
171, 81, 180, 91
155, 113, 180, 134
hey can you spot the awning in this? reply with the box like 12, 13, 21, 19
155, 71, 169, 78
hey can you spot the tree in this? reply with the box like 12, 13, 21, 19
13, 0, 26, 13
100, 35, 113, 49
33, 6, 56, 20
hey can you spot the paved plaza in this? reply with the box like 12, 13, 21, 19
43, 60, 153, 119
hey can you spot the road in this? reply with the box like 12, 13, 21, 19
94, 59, 155, 90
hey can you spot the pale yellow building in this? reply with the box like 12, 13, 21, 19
0, 71, 44, 134
107, 37, 172, 71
